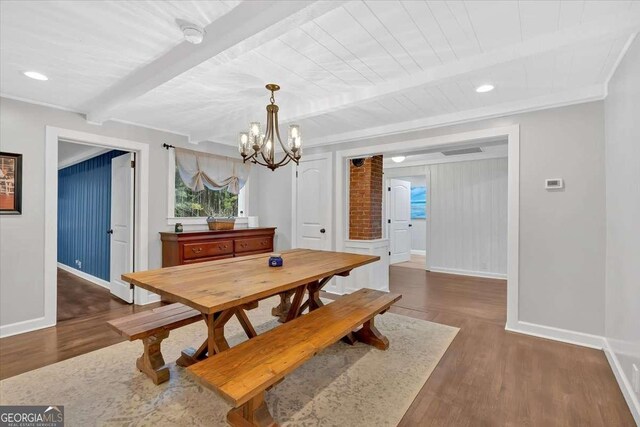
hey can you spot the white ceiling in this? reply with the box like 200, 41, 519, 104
2, 1, 639, 148
58, 141, 109, 169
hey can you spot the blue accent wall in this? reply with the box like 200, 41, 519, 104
58, 150, 127, 281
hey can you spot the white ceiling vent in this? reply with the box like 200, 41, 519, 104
441, 147, 483, 156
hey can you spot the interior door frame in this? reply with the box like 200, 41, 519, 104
334, 125, 520, 330
44, 126, 151, 329
291, 152, 333, 250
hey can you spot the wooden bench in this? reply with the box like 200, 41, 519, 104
188, 288, 401, 426
107, 303, 201, 384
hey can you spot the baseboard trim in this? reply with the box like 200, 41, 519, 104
57, 263, 110, 290
506, 320, 605, 350
0, 316, 55, 339
429, 267, 507, 280
410, 249, 426, 256
603, 339, 640, 425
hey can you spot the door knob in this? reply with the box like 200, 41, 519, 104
320, 228, 326, 234
408, 224, 413, 227
107, 229, 114, 235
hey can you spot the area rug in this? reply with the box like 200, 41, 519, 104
0, 296, 458, 426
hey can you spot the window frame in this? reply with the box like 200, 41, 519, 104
166, 149, 248, 225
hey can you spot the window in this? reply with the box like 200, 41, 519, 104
174, 169, 238, 217
410, 186, 427, 219
167, 150, 248, 224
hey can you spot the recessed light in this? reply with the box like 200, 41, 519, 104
23, 71, 48, 81
391, 156, 406, 163
476, 84, 494, 93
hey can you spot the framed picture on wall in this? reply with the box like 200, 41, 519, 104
0, 152, 23, 215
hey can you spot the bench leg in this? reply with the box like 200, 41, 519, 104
136, 330, 170, 385
227, 392, 277, 427
354, 318, 389, 350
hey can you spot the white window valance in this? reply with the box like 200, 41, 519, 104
175, 147, 250, 195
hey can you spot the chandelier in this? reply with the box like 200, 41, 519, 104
238, 84, 302, 171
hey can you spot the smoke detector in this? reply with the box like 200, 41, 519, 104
177, 19, 205, 44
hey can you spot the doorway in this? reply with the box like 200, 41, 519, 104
43, 127, 152, 330
56, 141, 135, 321
334, 125, 519, 329
386, 176, 427, 269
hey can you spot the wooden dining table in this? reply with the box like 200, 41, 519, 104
121, 248, 379, 366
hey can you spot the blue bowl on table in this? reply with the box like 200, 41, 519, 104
269, 253, 283, 267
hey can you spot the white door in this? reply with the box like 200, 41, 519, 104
295, 154, 332, 250
388, 179, 411, 264
109, 152, 134, 303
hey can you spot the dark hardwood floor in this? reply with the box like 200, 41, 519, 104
386, 265, 635, 427
57, 268, 130, 321
0, 265, 634, 426
0, 270, 162, 380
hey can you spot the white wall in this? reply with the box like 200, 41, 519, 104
274, 101, 605, 336
430, 158, 507, 277
604, 37, 640, 420
0, 97, 260, 333
256, 165, 292, 252
386, 159, 508, 277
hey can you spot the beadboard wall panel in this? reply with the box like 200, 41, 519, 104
57, 150, 126, 281
428, 157, 508, 276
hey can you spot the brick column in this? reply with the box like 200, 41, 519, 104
349, 155, 383, 240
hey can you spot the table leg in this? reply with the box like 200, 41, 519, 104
284, 284, 307, 322
271, 290, 295, 323
236, 308, 257, 338
177, 310, 234, 367
307, 279, 325, 312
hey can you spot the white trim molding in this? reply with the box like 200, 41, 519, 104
57, 262, 110, 290
410, 249, 426, 256
0, 316, 52, 339
506, 321, 605, 350
334, 125, 520, 330
428, 267, 507, 280
45, 126, 154, 319
603, 339, 640, 425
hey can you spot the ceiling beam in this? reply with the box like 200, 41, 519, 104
306, 84, 606, 147
84, 0, 345, 124
198, 13, 640, 144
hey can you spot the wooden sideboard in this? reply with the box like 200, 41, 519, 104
160, 227, 276, 267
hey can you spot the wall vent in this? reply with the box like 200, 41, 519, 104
441, 147, 483, 156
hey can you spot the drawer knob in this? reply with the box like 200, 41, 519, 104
191, 247, 202, 253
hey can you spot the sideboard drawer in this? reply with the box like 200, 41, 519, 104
235, 237, 273, 254
183, 240, 233, 260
